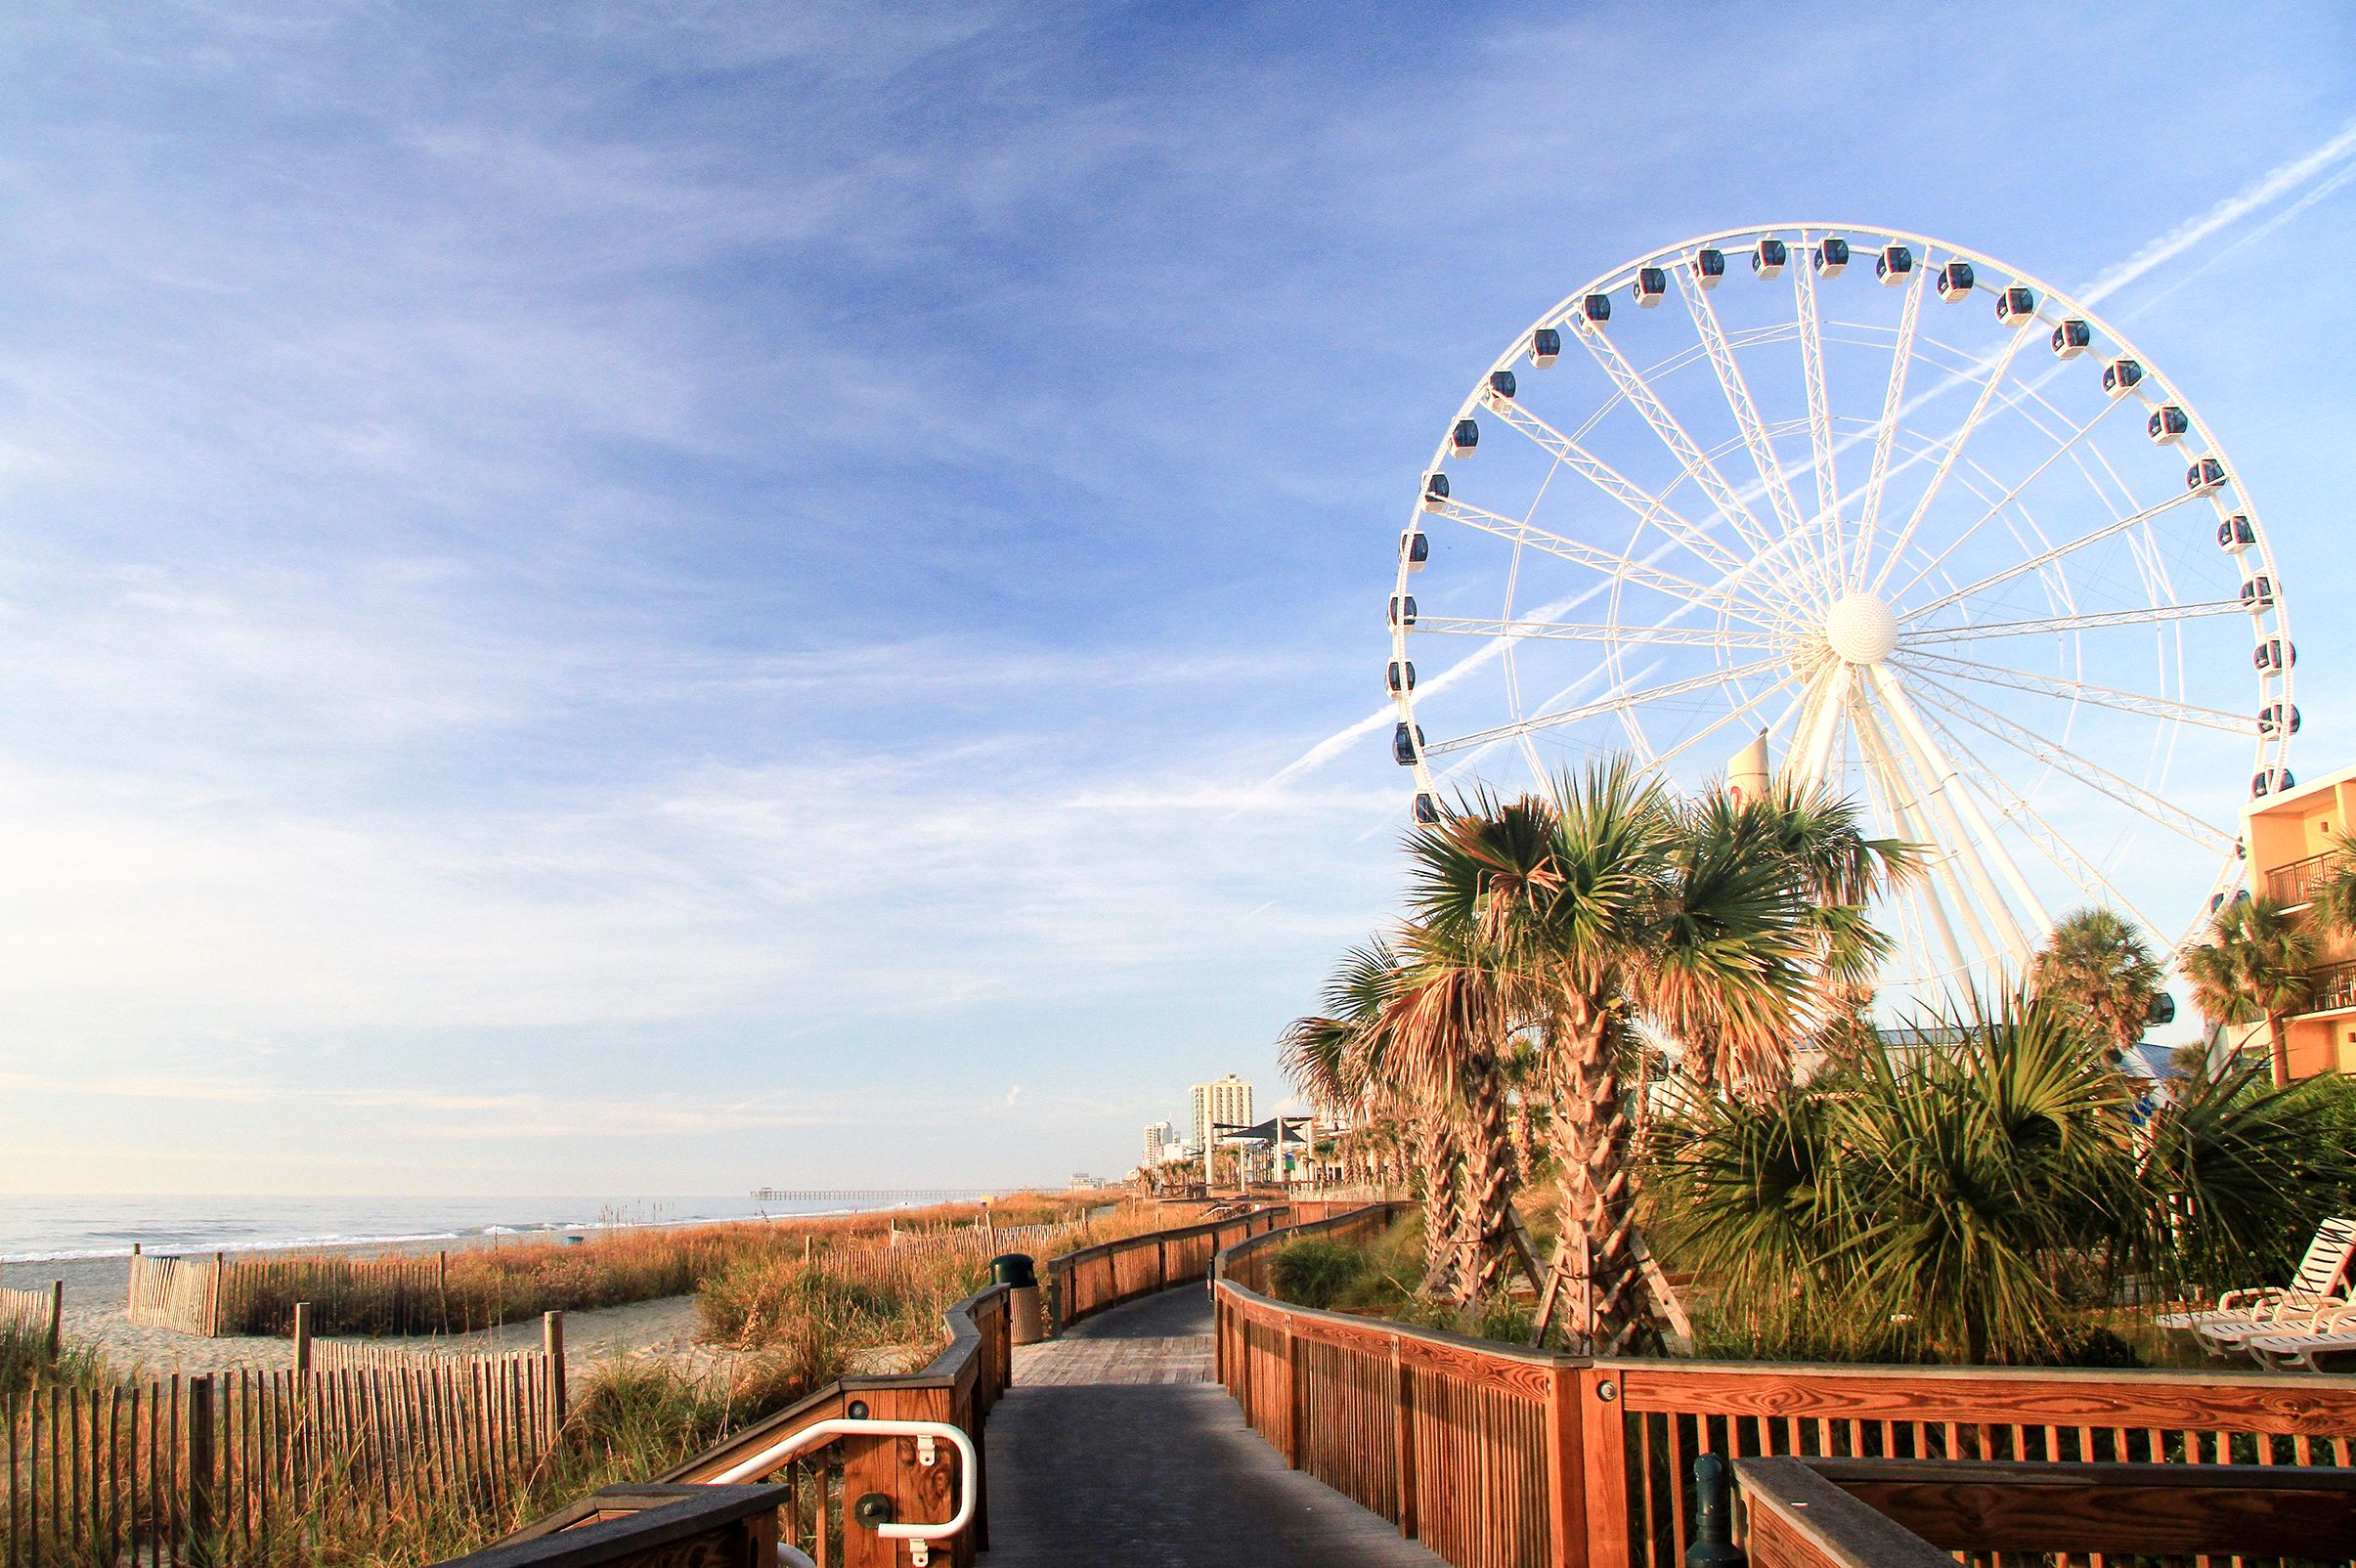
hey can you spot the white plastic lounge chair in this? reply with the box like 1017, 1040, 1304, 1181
2244, 1300, 2356, 1372
2156, 1215, 2356, 1337
2196, 1290, 2346, 1355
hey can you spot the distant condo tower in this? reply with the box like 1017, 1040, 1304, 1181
1190, 1073, 1252, 1160
1143, 1119, 1176, 1167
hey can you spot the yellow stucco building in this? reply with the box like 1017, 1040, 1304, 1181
2240, 763, 2356, 1078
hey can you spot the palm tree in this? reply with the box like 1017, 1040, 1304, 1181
2029, 907, 2164, 1065
2306, 831, 2356, 935
1379, 918, 1519, 1303
1666, 781, 1915, 1101
2183, 896, 2315, 1088
1404, 762, 1910, 1353
1280, 939, 1469, 1298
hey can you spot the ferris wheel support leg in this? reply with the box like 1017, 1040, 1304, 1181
1862, 681, 2020, 976
1854, 701, 1975, 990
1869, 666, 2052, 955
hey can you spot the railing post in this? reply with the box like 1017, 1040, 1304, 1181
839, 1386, 963, 1568
44, 1280, 62, 1360
1283, 1322, 1303, 1467
1579, 1367, 1632, 1568
1544, 1365, 1589, 1568
1392, 1336, 1418, 1539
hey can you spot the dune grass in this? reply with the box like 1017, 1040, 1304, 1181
216, 1193, 1099, 1336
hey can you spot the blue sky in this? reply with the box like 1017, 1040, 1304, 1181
2, 3, 2353, 1198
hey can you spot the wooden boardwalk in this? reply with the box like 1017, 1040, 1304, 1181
979, 1285, 1444, 1566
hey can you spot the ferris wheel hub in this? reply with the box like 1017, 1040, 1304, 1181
1824, 591, 1899, 666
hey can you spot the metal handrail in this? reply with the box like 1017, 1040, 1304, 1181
2266, 849, 2336, 905
2302, 959, 2356, 1016
708, 1417, 978, 1566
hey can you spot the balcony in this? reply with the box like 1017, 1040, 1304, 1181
2264, 848, 2336, 905
2299, 958, 2356, 1017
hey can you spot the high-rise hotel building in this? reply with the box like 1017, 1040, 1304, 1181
1190, 1074, 1252, 1162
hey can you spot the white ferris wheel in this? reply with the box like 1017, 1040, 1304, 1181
1386, 225, 2294, 1014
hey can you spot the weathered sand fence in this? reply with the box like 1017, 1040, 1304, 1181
881, 1217, 1083, 1255
128, 1251, 457, 1338
0, 1286, 60, 1355
2, 1345, 560, 1568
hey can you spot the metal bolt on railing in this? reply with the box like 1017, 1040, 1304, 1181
1686, 1454, 1745, 1568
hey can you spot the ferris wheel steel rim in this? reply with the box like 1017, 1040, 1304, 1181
1388, 224, 2291, 1009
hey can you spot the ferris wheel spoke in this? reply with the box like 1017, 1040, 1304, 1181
1904, 678, 2236, 852
1897, 489, 2207, 624
1484, 399, 1753, 587
1569, 325, 1779, 563
1423, 655, 1785, 756
1416, 616, 1785, 649
1791, 246, 1846, 596
1848, 251, 1931, 588
1675, 265, 1815, 548
1911, 702, 2168, 940
1428, 497, 1798, 632
1904, 599, 2245, 645
1896, 649, 2255, 734
1865, 325, 2036, 596
1648, 671, 1805, 772
1885, 399, 2132, 605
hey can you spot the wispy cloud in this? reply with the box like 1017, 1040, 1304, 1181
0, 3, 2349, 1196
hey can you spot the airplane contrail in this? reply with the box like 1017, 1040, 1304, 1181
2076, 116, 2356, 305
1265, 116, 2356, 790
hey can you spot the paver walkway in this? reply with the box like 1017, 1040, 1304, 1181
977, 1285, 1444, 1567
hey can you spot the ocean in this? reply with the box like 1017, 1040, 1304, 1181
0, 1194, 918, 1262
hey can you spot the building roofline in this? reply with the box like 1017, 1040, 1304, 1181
2244, 762, 2356, 824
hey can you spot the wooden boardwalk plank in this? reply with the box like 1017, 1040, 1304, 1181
979, 1286, 1442, 1567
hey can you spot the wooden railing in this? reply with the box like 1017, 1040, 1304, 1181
1045, 1203, 1290, 1332
487, 1282, 1013, 1568
1737, 1456, 2356, 1565
454, 1486, 786, 1568
1213, 1204, 2356, 1568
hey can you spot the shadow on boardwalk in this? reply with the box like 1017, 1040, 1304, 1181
980, 1285, 1443, 1567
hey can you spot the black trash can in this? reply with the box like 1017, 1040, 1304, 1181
991, 1252, 1046, 1343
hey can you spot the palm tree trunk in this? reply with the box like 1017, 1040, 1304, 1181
2267, 1011, 2291, 1088
1454, 1068, 1517, 1306
1543, 1014, 1651, 1353
1412, 1113, 1461, 1297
